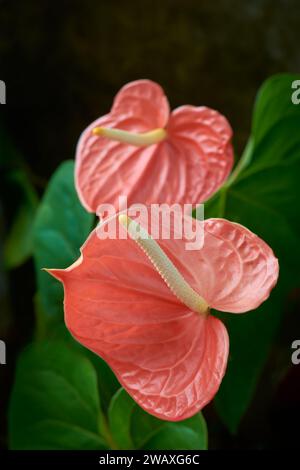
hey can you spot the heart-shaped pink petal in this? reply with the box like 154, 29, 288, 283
47, 210, 278, 420
75, 80, 234, 214
48, 218, 228, 420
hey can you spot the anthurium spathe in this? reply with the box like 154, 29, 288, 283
75, 80, 234, 213
47, 208, 279, 421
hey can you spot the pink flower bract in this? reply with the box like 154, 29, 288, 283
48, 211, 279, 421
75, 80, 234, 213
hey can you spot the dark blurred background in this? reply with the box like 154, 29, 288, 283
0, 0, 300, 449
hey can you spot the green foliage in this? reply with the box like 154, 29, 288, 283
8, 73, 300, 450
9, 342, 108, 450
206, 73, 300, 433
252, 74, 300, 145
108, 389, 207, 450
48, 324, 120, 413
108, 388, 136, 449
33, 160, 94, 321
9, 341, 207, 450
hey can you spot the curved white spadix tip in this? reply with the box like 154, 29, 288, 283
119, 215, 209, 316
92, 126, 167, 147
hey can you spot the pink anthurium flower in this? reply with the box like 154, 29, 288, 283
75, 80, 234, 213
47, 209, 279, 421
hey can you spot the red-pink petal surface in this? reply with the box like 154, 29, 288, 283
111, 80, 170, 129
75, 80, 234, 213
48, 211, 278, 420
145, 214, 279, 314
167, 106, 234, 203
49, 222, 229, 421
75, 80, 169, 213
201, 219, 279, 312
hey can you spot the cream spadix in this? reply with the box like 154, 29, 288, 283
118, 214, 209, 315
93, 127, 167, 147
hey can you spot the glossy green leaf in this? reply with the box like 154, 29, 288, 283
49, 323, 120, 412
205, 73, 300, 433
108, 389, 207, 450
132, 407, 207, 450
33, 160, 94, 320
86, 351, 120, 414
213, 291, 282, 432
142, 424, 202, 450
108, 388, 136, 449
253, 73, 300, 145
8, 341, 108, 450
